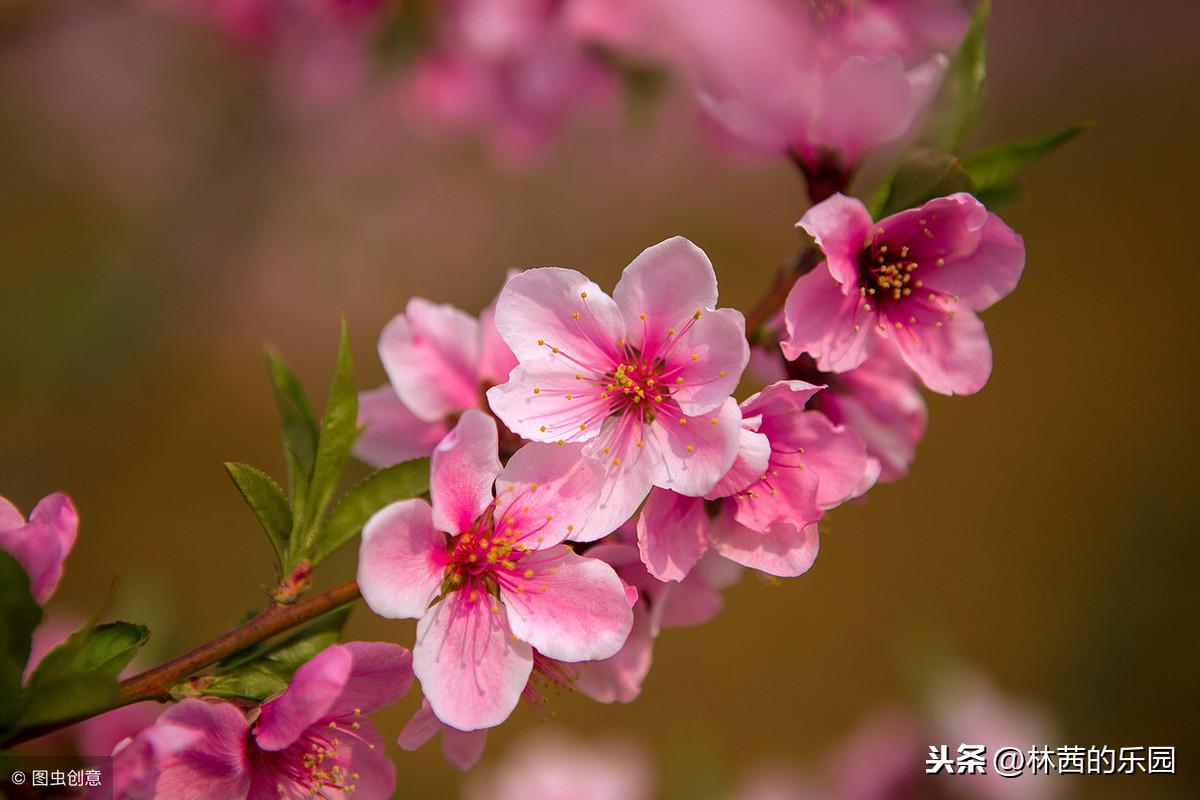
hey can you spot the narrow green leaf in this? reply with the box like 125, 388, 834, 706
265, 350, 319, 510
921, 0, 989, 152
310, 458, 431, 565
963, 122, 1090, 204
225, 462, 293, 567
876, 147, 976, 218
199, 606, 353, 702
0, 552, 42, 727
16, 622, 149, 729
295, 321, 361, 557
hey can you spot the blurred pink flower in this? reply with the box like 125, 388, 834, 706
784, 193, 1025, 395
402, 0, 619, 165
465, 731, 654, 800
487, 237, 750, 540
398, 696, 488, 772
0, 492, 78, 603
356, 292, 517, 466
642, 0, 966, 185
636, 380, 875, 581
357, 410, 633, 731
113, 642, 412, 799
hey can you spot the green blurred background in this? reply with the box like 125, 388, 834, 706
1, 0, 1196, 797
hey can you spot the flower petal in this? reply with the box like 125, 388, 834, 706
478, 295, 519, 384
709, 510, 820, 578
431, 410, 501, 534
646, 397, 742, 497
705, 417, 771, 500
397, 698, 442, 752
612, 236, 718, 355
358, 499, 446, 621
795, 193, 874, 287
153, 700, 251, 800
915, 202, 1025, 311
379, 298, 481, 422
668, 307, 750, 416
354, 385, 449, 467
0, 493, 78, 604
574, 603, 654, 704
570, 426, 658, 542
486, 357, 605, 444
413, 593, 533, 731
494, 442, 606, 549
494, 267, 625, 363
442, 726, 488, 772
781, 262, 875, 371
636, 490, 709, 582
886, 298, 992, 395
501, 548, 633, 662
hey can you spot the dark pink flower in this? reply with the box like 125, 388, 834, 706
0, 492, 78, 603
784, 193, 1025, 395
486, 237, 750, 540
113, 642, 412, 799
357, 410, 633, 731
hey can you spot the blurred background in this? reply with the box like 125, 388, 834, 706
1, 0, 1196, 797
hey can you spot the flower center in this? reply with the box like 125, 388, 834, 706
256, 711, 374, 799
858, 239, 923, 305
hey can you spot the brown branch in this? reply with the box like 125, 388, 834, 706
4, 580, 362, 749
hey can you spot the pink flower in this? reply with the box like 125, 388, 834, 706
645, 0, 965, 181
465, 731, 654, 800
754, 343, 927, 483
401, 0, 618, 165
574, 532, 739, 704
113, 641, 412, 800
486, 237, 750, 540
355, 293, 517, 467
357, 410, 634, 730
637, 380, 875, 581
0, 492, 78, 603
398, 697, 488, 772
783, 193, 1025, 395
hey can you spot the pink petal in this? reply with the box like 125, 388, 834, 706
354, 385, 449, 467
442, 726, 488, 772
0, 492, 78, 604
570, 430, 658, 542
379, 298, 482, 422
705, 418, 772, 499
781, 263, 875, 371
358, 499, 446, 621
795, 193, 874, 287
494, 442, 607, 549
709, 512, 820, 578
657, 552, 733, 628
397, 699, 442, 751
153, 700, 252, 800
611, 236, 718, 355
788, 411, 875, 509
501, 547, 633, 662
574, 603, 654, 704
430, 410, 501, 534
886, 298, 992, 395
413, 593, 533, 731
493, 267, 625, 363
667, 307, 750, 416
915, 203, 1025, 311
0, 496, 25, 531
486, 358, 604, 444
813, 55, 921, 164
111, 721, 202, 800
636, 490, 709, 582
645, 397, 742, 497
478, 296, 518, 385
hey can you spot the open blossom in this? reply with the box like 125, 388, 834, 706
753, 342, 927, 482
645, 0, 967, 186
356, 293, 517, 467
357, 410, 633, 731
0, 492, 78, 603
113, 642, 412, 800
783, 193, 1025, 395
487, 237, 750, 539
638, 381, 874, 581
398, 697, 488, 772
402, 0, 617, 164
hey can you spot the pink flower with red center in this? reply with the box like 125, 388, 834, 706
0, 492, 78, 604
783, 193, 1025, 395
357, 409, 634, 731
355, 292, 517, 467
486, 237, 750, 539
637, 380, 875, 581
112, 641, 412, 800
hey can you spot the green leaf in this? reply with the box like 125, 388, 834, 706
199, 606, 353, 702
310, 458, 432, 566
0, 552, 42, 727
265, 350, 319, 511
871, 147, 976, 218
921, 0, 989, 152
225, 462, 293, 568
963, 122, 1090, 205
295, 320, 361, 558
16, 622, 149, 729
